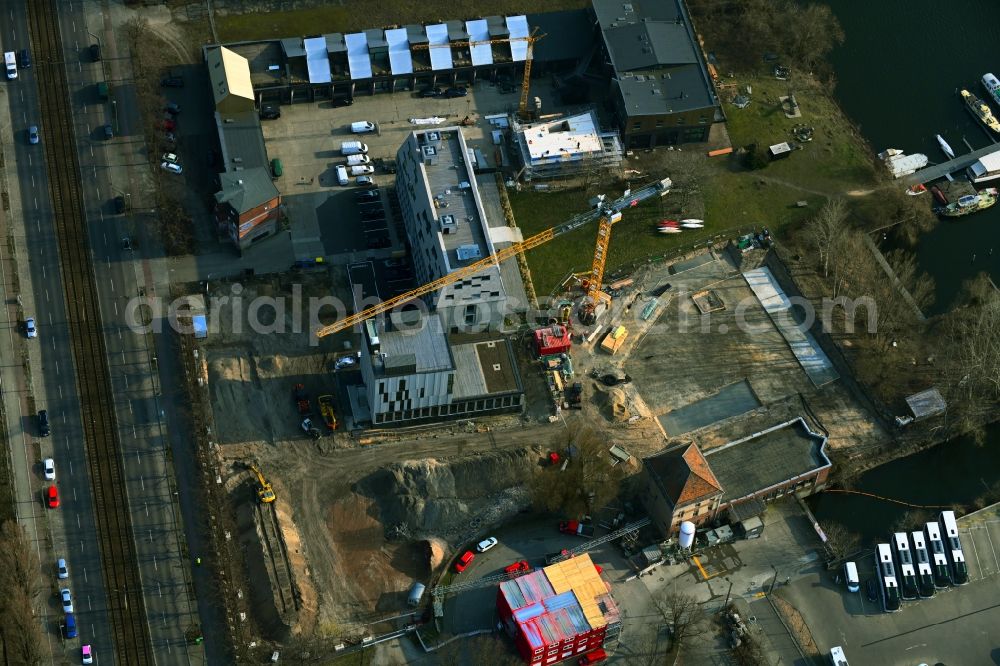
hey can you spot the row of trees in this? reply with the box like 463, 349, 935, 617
0, 521, 44, 664
687, 0, 845, 74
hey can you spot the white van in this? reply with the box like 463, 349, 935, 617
341, 141, 368, 155
843, 561, 859, 593
346, 154, 371, 166
335, 165, 349, 185
4, 52, 17, 79
350, 165, 374, 176
351, 121, 376, 134
830, 645, 848, 665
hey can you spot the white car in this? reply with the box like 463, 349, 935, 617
43, 458, 55, 481
60, 588, 73, 613
81, 644, 93, 664
25, 317, 36, 338
476, 537, 498, 553
334, 354, 358, 370
161, 152, 179, 164
57, 558, 69, 579
160, 161, 183, 174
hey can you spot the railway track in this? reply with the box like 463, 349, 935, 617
26, 2, 154, 663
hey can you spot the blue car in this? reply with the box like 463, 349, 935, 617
64, 612, 77, 638
28, 125, 39, 144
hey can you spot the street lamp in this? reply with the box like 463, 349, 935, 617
769, 565, 779, 594
724, 576, 733, 608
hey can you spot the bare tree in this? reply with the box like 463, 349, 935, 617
531, 421, 625, 518
820, 522, 861, 561
804, 197, 848, 278
651, 590, 705, 651
3, 587, 43, 666
0, 521, 40, 602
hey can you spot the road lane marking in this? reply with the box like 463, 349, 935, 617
72, 487, 76, 501
45, 289, 49, 302
110, 278, 114, 292
54, 361, 58, 375
113, 300, 118, 316
76, 514, 80, 528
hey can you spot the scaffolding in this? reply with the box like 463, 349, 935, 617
511, 109, 623, 182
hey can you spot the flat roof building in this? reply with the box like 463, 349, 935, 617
358, 313, 523, 426
396, 127, 510, 332
592, 0, 722, 147
498, 553, 620, 665
512, 111, 623, 181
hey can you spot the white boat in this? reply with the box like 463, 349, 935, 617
879, 149, 929, 178
658, 226, 682, 234
983, 73, 1000, 107
967, 149, 1000, 183
680, 219, 704, 228
936, 134, 955, 159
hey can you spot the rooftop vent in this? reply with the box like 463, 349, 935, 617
456, 244, 482, 262
440, 214, 457, 234
492, 364, 501, 371
427, 131, 441, 143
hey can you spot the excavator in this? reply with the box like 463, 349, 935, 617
250, 463, 276, 503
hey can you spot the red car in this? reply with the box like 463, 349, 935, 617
46, 485, 59, 508
455, 551, 475, 573
504, 560, 531, 575
162, 119, 176, 131
578, 648, 607, 665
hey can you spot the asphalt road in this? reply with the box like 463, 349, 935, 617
0, 0, 115, 660
53, 0, 204, 662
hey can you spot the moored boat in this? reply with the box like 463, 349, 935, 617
930, 185, 949, 205
936, 187, 998, 218
936, 134, 955, 159
658, 226, 682, 234
906, 183, 927, 196
961, 89, 1000, 133
879, 148, 929, 178
966, 149, 1000, 183
983, 73, 1000, 107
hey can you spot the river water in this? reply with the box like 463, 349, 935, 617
806, 1, 1000, 535
828, 0, 1000, 313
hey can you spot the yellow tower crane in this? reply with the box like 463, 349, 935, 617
250, 464, 276, 503
409, 28, 545, 120
315, 178, 671, 338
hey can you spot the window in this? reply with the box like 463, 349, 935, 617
676, 116, 685, 125
698, 115, 708, 124
632, 121, 642, 130
400, 379, 407, 390
655, 119, 664, 128
447, 374, 454, 394
420, 388, 425, 398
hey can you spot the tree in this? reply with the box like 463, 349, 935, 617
0, 521, 40, 603
650, 590, 705, 651
530, 420, 625, 518
804, 197, 848, 278
3, 587, 43, 666
820, 522, 861, 561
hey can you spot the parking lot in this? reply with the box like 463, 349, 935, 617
782, 505, 1000, 665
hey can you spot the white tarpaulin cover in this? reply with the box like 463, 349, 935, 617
345, 32, 373, 79
425, 23, 453, 71
409, 117, 446, 125
506, 15, 529, 61
385, 28, 413, 75
304, 36, 331, 83
466, 19, 493, 66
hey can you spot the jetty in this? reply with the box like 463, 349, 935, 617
901, 143, 1000, 186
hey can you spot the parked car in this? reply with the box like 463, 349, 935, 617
89, 43, 101, 62
331, 96, 354, 107
443, 87, 468, 98
334, 354, 358, 370
162, 118, 176, 131
38, 409, 50, 437
28, 125, 39, 144
165, 102, 181, 115
356, 189, 380, 202
259, 104, 280, 120
60, 588, 74, 613
578, 648, 608, 665
476, 537, 498, 553
18, 48, 30, 68
25, 317, 36, 338
356, 175, 374, 186
46, 485, 59, 508
121, 236, 132, 252
57, 558, 69, 579
351, 121, 376, 133
103, 124, 113, 139
43, 458, 55, 481
504, 560, 530, 575
455, 551, 475, 572
417, 86, 442, 98
160, 76, 183, 88
82, 644, 93, 665
161, 161, 183, 174
63, 613, 77, 638
164, 131, 177, 144
162, 152, 179, 164
113, 195, 126, 214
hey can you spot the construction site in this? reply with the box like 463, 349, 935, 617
173, 2, 890, 663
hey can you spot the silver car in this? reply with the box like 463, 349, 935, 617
160, 161, 183, 174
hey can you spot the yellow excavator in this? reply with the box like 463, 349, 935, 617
250, 463, 276, 503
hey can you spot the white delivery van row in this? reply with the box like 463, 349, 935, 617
351, 121, 376, 134
346, 154, 371, 166
341, 141, 368, 155
349, 165, 374, 176
4, 51, 17, 79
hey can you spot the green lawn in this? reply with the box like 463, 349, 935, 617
217, 0, 589, 42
